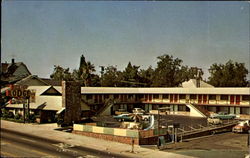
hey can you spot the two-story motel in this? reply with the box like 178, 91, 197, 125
81, 87, 250, 116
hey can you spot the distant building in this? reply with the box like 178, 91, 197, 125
1, 59, 31, 85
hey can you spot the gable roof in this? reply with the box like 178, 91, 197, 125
40, 86, 61, 95
1, 62, 31, 76
15, 75, 49, 86
40, 78, 62, 86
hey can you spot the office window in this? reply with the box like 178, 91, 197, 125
220, 95, 228, 100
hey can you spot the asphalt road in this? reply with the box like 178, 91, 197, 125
0, 129, 129, 158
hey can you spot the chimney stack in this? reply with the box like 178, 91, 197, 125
11, 58, 15, 64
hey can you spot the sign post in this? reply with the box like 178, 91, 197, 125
6, 85, 32, 123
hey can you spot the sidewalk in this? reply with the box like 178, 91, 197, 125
1, 120, 194, 158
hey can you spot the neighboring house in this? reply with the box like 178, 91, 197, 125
5, 86, 62, 123
1, 59, 32, 85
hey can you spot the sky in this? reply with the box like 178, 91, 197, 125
2, 1, 250, 79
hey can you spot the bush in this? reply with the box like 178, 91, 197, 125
29, 113, 36, 123
14, 113, 22, 120
2, 109, 10, 118
8, 112, 14, 118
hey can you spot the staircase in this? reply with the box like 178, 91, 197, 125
96, 98, 114, 116
186, 103, 209, 118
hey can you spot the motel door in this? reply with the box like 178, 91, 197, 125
170, 94, 174, 103
236, 95, 240, 105
149, 94, 152, 102
203, 95, 207, 104
230, 95, 235, 104
174, 94, 178, 103
198, 95, 202, 104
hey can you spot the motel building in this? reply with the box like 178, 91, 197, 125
3, 79, 250, 121
81, 80, 250, 119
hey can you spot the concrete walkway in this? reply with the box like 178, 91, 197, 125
1, 120, 194, 158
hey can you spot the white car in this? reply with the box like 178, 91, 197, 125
132, 108, 145, 114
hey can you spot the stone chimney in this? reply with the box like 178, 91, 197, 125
11, 58, 15, 64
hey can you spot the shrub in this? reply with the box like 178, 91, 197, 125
2, 109, 9, 118
14, 113, 22, 120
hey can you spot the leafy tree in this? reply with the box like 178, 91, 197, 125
77, 55, 96, 86
138, 66, 154, 87
50, 65, 73, 81
89, 74, 101, 87
152, 54, 194, 87
121, 62, 141, 87
208, 60, 248, 87
72, 55, 97, 86
101, 66, 120, 87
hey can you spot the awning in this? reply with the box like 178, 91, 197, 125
56, 107, 65, 114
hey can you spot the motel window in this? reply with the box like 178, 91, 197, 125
114, 94, 119, 99
128, 94, 134, 99
190, 94, 197, 99
104, 94, 109, 99
220, 95, 229, 100
86, 94, 93, 100
153, 94, 159, 99
162, 94, 169, 99
138, 94, 144, 99
179, 94, 186, 99
209, 95, 216, 100
242, 95, 250, 101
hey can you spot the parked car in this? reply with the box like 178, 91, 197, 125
115, 109, 129, 115
232, 120, 250, 133
210, 112, 236, 120
132, 108, 145, 114
207, 117, 222, 125
113, 114, 133, 122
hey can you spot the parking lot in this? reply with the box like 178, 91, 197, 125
165, 132, 249, 158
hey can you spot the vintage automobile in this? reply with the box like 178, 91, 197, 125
114, 109, 129, 115
210, 112, 236, 120
132, 108, 145, 114
113, 114, 133, 122
207, 117, 223, 125
232, 120, 250, 133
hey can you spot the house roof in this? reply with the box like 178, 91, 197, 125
15, 75, 50, 86
40, 78, 62, 86
1, 62, 31, 76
